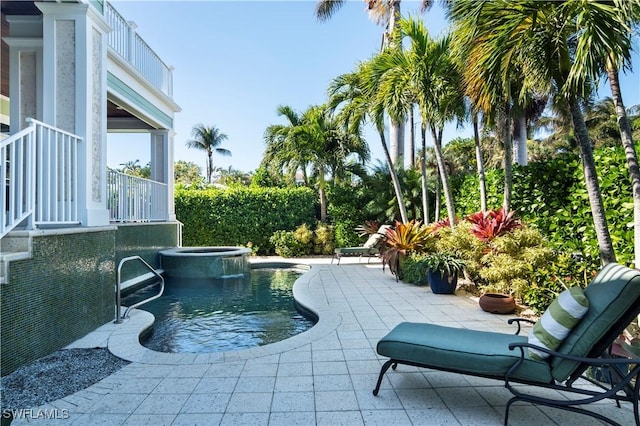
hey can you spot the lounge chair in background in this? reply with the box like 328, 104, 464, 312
332, 225, 390, 265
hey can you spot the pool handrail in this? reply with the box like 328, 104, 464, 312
115, 256, 164, 323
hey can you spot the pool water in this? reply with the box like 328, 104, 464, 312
122, 268, 315, 353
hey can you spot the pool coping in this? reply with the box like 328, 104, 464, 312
100, 262, 342, 365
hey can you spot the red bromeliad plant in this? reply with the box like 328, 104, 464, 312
465, 208, 522, 242
428, 217, 457, 234
381, 220, 433, 279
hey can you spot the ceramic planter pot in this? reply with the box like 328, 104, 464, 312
427, 269, 458, 294
479, 293, 516, 314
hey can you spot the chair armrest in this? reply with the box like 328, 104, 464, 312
508, 341, 640, 366
508, 318, 536, 335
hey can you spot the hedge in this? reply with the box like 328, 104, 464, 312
175, 186, 317, 254
450, 145, 634, 268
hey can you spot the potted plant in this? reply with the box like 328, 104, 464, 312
422, 252, 466, 294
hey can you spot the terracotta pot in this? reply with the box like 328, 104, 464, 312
479, 293, 516, 314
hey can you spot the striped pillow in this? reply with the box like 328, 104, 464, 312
528, 286, 589, 360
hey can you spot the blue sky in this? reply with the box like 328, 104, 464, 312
107, 0, 640, 175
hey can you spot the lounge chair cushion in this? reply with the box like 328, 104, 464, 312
334, 246, 379, 256
377, 322, 553, 384
528, 286, 589, 360
551, 263, 640, 381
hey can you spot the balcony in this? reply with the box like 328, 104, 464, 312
103, 2, 173, 98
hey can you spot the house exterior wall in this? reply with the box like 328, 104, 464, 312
1, 222, 180, 375
1, 228, 116, 375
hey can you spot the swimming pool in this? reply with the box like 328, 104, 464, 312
122, 267, 315, 353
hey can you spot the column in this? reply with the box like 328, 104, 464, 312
38, 2, 111, 226
4, 16, 43, 131
150, 129, 175, 221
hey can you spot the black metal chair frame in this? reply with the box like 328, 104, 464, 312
373, 317, 640, 426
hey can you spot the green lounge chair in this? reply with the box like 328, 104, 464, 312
374, 263, 640, 426
332, 225, 390, 265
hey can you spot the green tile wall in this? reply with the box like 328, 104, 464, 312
115, 223, 180, 282
1, 230, 116, 375
1, 222, 180, 375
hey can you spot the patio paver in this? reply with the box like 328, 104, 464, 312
12, 257, 636, 425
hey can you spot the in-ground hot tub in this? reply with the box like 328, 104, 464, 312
159, 246, 251, 279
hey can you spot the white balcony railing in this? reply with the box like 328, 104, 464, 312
1, 119, 82, 238
108, 169, 168, 222
104, 2, 173, 97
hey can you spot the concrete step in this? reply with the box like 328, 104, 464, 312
0, 232, 33, 285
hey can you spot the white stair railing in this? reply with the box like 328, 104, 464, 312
1, 119, 83, 238
1, 126, 35, 238
107, 169, 168, 222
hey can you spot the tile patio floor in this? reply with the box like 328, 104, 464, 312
12, 257, 636, 425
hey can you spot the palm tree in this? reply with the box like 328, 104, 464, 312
316, 0, 434, 167
264, 106, 309, 185
186, 124, 231, 184
448, 0, 616, 264
264, 104, 369, 222
585, 98, 627, 147
401, 19, 465, 226
119, 159, 142, 175
328, 65, 409, 223
364, 17, 464, 226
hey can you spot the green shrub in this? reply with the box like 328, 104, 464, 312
433, 221, 486, 283
429, 214, 553, 302
477, 226, 554, 298
270, 230, 308, 257
314, 223, 335, 255
326, 183, 369, 247
175, 186, 317, 254
269, 223, 335, 257
293, 224, 314, 246
400, 252, 430, 285
333, 220, 362, 248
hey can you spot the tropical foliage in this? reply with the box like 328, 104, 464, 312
263, 104, 369, 222
185, 124, 231, 184
381, 220, 433, 278
175, 186, 316, 254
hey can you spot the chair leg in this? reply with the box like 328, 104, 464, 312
373, 359, 396, 396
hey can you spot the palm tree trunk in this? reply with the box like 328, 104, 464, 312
513, 114, 528, 166
379, 130, 409, 223
420, 124, 429, 222
409, 106, 415, 168
431, 126, 456, 229
502, 111, 513, 213
318, 164, 327, 222
386, 0, 404, 170
569, 98, 617, 264
434, 165, 441, 222
207, 152, 213, 183
473, 113, 487, 213
607, 65, 640, 267
389, 122, 405, 168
